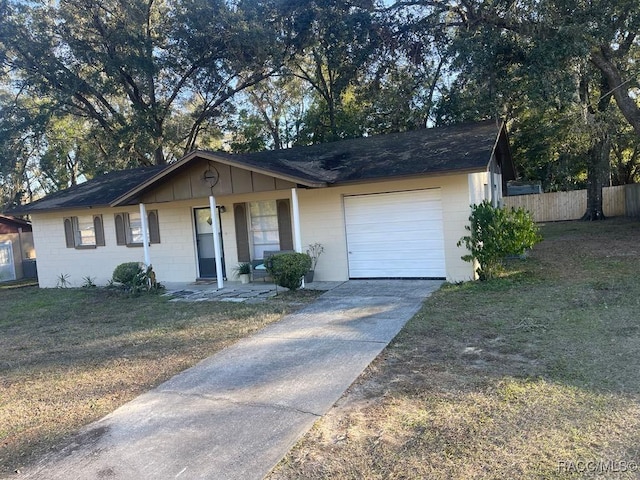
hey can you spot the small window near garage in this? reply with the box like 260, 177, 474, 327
114, 211, 160, 247
63, 215, 105, 249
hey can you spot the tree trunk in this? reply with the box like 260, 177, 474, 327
154, 144, 165, 165
581, 136, 610, 221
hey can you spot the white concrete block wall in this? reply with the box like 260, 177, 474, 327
31, 203, 200, 288
296, 175, 475, 283
298, 188, 349, 282
31, 173, 478, 287
141, 202, 199, 284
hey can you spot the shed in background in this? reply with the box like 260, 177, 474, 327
0, 215, 37, 282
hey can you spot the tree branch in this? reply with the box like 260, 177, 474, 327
590, 49, 640, 137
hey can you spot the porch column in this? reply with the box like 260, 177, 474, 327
139, 203, 151, 266
291, 188, 303, 252
209, 195, 224, 289
291, 187, 304, 288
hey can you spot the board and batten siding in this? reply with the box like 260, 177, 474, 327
141, 158, 297, 204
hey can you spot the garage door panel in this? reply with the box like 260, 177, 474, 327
347, 236, 445, 250
347, 221, 443, 239
344, 252, 441, 262
344, 189, 446, 278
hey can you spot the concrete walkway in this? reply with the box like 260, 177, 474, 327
19, 280, 442, 480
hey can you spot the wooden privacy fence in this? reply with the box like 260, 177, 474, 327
503, 184, 640, 222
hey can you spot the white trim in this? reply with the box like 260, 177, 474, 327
291, 187, 304, 288
291, 188, 302, 253
210, 196, 224, 289
139, 203, 151, 266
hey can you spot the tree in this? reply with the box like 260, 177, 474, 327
0, 89, 49, 209
611, 120, 640, 185
0, 0, 294, 167
393, 0, 640, 219
286, 0, 385, 143
226, 75, 310, 152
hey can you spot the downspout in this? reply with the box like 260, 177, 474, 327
291, 187, 304, 288
209, 195, 224, 289
139, 203, 151, 267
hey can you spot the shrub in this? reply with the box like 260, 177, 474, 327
235, 262, 251, 275
112, 262, 144, 286
265, 252, 312, 291
458, 201, 542, 280
111, 262, 160, 294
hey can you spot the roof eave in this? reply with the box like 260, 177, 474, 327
329, 166, 491, 187
8, 203, 113, 216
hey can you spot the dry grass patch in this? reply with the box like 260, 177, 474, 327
270, 218, 640, 480
0, 287, 322, 476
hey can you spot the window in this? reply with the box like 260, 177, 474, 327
249, 201, 279, 259
63, 215, 105, 249
128, 212, 144, 244
115, 211, 160, 246
236, 199, 294, 261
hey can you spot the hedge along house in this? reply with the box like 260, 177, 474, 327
9, 120, 515, 288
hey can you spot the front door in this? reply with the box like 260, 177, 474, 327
194, 208, 224, 278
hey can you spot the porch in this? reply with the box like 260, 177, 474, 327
162, 280, 344, 303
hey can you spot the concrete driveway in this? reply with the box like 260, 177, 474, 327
19, 280, 442, 480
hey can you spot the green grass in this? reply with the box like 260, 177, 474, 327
0, 287, 322, 476
269, 218, 640, 480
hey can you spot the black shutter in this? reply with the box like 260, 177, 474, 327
276, 199, 294, 251
148, 210, 160, 244
93, 215, 105, 246
114, 213, 127, 245
63, 217, 75, 248
234, 203, 250, 262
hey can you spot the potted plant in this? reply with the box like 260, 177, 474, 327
304, 243, 324, 283
235, 262, 251, 284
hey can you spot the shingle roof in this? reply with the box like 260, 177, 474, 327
227, 120, 504, 184
8, 165, 166, 214
9, 120, 510, 214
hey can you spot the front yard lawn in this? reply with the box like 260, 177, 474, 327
0, 287, 321, 476
269, 218, 640, 479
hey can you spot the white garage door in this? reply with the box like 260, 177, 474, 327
344, 189, 446, 278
